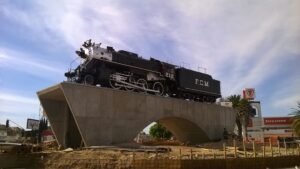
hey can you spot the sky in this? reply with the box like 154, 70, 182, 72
0, 0, 299, 129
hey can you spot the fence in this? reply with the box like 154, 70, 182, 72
43, 139, 300, 169
174, 139, 300, 159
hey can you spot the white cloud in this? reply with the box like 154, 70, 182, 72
30, 0, 137, 49
273, 96, 300, 109
0, 47, 65, 81
0, 0, 299, 117
271, 76, 300, 109
0, 93, 38, 105
0, 91, 39, 125
165, 0, 300, 98
0, 89, 41, 127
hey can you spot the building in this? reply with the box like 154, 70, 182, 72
247, 101, 264, 142
0, 125, 8, 142
248, 115, 294, 143
0, 125, 24, 143
134, 132, 153, 143
41, 130, 55, 142
220, 88, 296, 143
261, 117, 294, 143
244, 89, 295, 143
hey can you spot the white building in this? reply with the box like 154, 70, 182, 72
247, 101, 264, 142
134, 132, 153, 143
0, 125, 8, 142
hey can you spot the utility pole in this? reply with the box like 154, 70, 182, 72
6, 119, 25, 130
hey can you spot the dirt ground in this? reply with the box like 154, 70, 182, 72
1, 139, 299, 169
42, 140, 299, 168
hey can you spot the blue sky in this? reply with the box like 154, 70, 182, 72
0, 0, 299, 128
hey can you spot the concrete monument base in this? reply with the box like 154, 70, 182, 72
38, 82, 236, 148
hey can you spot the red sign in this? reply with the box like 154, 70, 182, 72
41, 130, 54, 136
243, 88, 255, 100
247, 118, 253, 127
263, 117, 292, 125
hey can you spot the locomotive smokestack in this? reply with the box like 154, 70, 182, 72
82, 39, 92, 48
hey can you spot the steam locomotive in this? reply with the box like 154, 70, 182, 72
65, 40, 221, 102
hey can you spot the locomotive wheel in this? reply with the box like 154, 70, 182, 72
153, 82, 164, 96
125, 76, 135, 91
136, 78, 148, 92
109, 74, 121, 89
84, 74, 94, 85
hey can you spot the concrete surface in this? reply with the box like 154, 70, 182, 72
37, 82, 236, 148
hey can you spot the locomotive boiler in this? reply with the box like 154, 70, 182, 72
65, 40, 221, 102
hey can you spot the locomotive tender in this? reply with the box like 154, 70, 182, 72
65, 40, 221, 102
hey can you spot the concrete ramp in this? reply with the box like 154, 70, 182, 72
38, 82, 236, 148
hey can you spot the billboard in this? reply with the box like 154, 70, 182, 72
243, 88, 255, 100
26, 119, 39, 130
263, 117, 292, 126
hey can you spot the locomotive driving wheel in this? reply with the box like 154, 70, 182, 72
153, 82, 164, 96
109, 74, 122, 89
136, 78, 148, 93
84, 74, 94, 85
125, 76, 135, 91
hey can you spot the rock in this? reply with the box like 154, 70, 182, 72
63, 148, 73, 152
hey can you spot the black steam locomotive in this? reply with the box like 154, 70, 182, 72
65, 40, 221, 102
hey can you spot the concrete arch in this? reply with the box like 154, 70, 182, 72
158, 117, 209, 144
133, 116, 209, 145
38, 82, 236, 148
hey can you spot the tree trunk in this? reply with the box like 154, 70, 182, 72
236, 117, 242, 139
241, 116, 248, 141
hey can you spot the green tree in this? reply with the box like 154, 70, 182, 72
228, 95, 242, 138
290, 102, 300, 136
227, 95, 253, 140
149, 123, 172, 139
38, 117, 48, 142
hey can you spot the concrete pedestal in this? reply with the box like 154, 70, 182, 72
38, 82, 236, 148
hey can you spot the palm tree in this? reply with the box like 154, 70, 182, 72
228, 95, 253, 140
228, 95, 242, 138
291, 102, 300, 136
238, 98, 253, 140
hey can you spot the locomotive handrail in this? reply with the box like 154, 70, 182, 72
114, 80, 160, 93
69, 57, 80, 70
